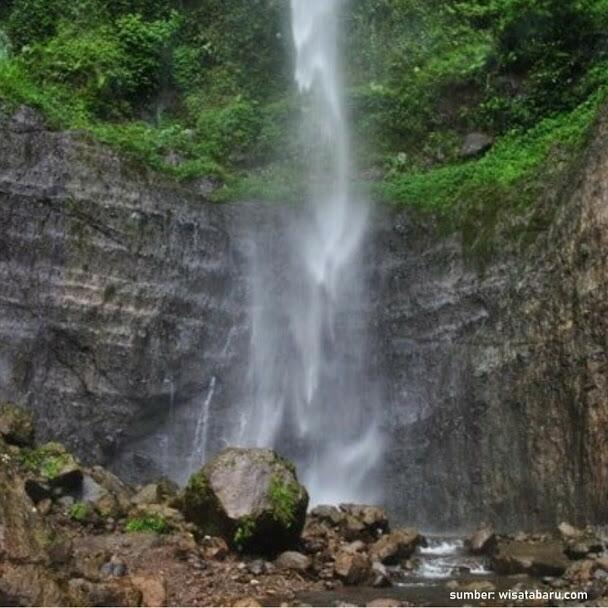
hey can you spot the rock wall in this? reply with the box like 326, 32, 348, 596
0, 106, 252, 484
1, 105, 607, 531
376, 110, 608, 531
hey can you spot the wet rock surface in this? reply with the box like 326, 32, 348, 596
2, 105, 608, 531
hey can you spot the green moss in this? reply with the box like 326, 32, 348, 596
69, 501, 92, 522
182, 470, 224, 537
233, 515, 256, 549
125, 515, 168, 534
268, 474, 299, 529
19, 442, 75, 480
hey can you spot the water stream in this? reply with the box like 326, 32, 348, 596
233, 0, 382, 505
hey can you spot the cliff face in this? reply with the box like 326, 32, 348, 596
0, 106, 252, 484
1, 105, 607, 530
376, 111, 608, 530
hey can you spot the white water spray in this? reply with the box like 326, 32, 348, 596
236, 0, 382, 505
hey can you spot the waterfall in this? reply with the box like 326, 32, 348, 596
235, 0, 382, 505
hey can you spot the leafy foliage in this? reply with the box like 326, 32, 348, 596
268, 474, 300, 529
0, 0, 606, 241
233, 516, 256, 549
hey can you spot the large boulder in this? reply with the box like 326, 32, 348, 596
491, 540, 569, 576
22, 442, 83, 502
0, 403, 34, 447
182, 448, 309, 554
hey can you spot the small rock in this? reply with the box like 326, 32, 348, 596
558, 522, 584, 541
201, 536, 229, 561
341, 515, 367, 541
565, 559, 596, 583
248, 559, 266, 576
460, 132, 494, 158
275, 551, 312, 572
0, 403, 34, 447
334, 550, 371, 585
595, 556, 608, 572
100, 558, 127, 578
131, 575, 167, 607
87, 466, 133, 512
131, 484, 161, 506
67, 578, 141, 607
370, 529, 424, 565
57, 495, 75, 508
95, 493, 121, 519
232, 598, 262, 607
36, 498, 53, 516
344, 540, 367, 554
310, 505, 345, 526
371, 561, 391, 588
467, 526, 496, 555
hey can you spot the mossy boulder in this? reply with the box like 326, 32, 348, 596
182, 448, 309, 554
0, 403, 34, 447
21, 442, 83, 502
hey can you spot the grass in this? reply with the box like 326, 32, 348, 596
125, 515, 169, 534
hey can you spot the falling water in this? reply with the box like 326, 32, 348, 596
233, 0, 382, 505
190, 375, 217, 472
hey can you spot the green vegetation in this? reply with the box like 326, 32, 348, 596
69, 501, 93, 522
268, 474, 300, 529
20, 442, 75, 479
1, 0, 607, 247
233, 516, 256, 549
125, 514, 169, 533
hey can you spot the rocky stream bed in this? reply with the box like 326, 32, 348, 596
2, 403, 608, 607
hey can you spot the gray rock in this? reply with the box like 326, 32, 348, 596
460, 132, 494, 157
467, 526, 496, 554
132, 483, 162, 506
275, 551, 312, 572
369, 529, 424, 565
491, 540, 569, 576
247, 559, 266, 576
310, 505, 345, 526
371, 561, 391, 588
182, 448, 308, 554
334, 550, 372, 585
